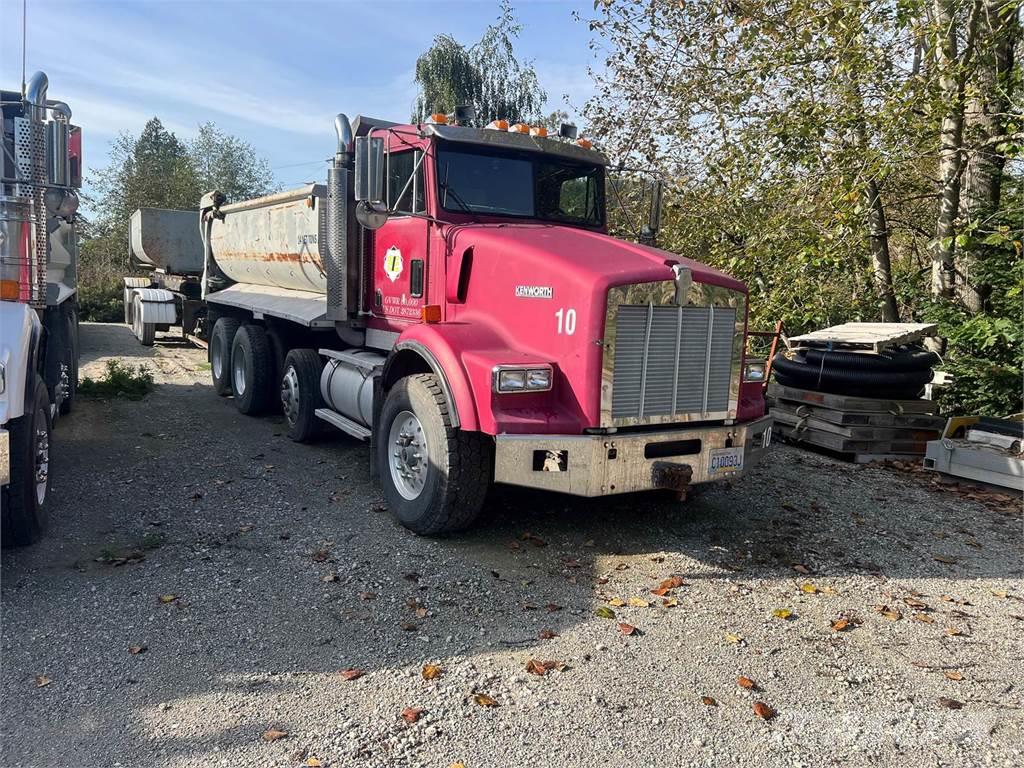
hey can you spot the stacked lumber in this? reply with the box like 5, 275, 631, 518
768, 383, 945, 463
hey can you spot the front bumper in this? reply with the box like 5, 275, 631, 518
494, 415, 773, 497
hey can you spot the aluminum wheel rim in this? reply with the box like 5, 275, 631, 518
281, 365, 300, 426
211, 335, 224, 379
388, 410, 428, 501
232, 346, 247, 396
33, 414, 49, 505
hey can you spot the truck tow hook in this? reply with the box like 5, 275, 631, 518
651, 462, 693, 502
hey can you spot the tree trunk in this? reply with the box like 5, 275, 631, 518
864, 178, 900, 321
958, 0, 1019, 313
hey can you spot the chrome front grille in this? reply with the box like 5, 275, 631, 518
611, 304, 735, 419
601, 280, 745, 428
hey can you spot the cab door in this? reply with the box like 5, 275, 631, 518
370, 148, 428, 326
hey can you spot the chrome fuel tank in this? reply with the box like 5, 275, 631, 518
209, 184, 327, 294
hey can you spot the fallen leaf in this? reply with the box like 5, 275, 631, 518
359, 591, 377, 601
990, 589, 1008, 599
128, 645, 148, 655
701, 696, 718, 706
401, 706, 424, 723
933, 554, 957, 565
545, 603, 562, 613
800, 583, 818, 594
306, 758, 322, 767
753, 702, 776, 720
521, 532, 547, 547
737, 676, 757, 690
422, 664, 443, 681
594, 606, 617, 619
400, 621, 418, 632
875, 605, 903, 621
650, 586, 672, 597
158, 594, 178, 604
938, 696, 963, 710
449, 763, 466, 768
657, 575, 686, 591
944, 671, 964, 681
792, 564, 811, 574
473, 693, 499, 707
415, 607, 428, 619
725, 632, 743, 644
904, 597, 928, 610
262, 728, 288, 742
627, 597, 650, 608
506, 540, 521, 551
662, 597, 679, 608
945, 627, 963, 637
322, 573, 339, 583
607, 598, 625, 607
913, 613, 935, 624
239, 524, 254, 533
311, 549, 331, 563
34, 675, 51, 688
772, 608, 793, 620
339, 668, 365, 681
538, 629, 558, 640
526, 659, 552, 676
831, 618, 852, 631
618, 622, 638, 636
595, 577, 609, 585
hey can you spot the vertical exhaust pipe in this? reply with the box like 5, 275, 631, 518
326, 114, 354, 324
25, 71, 48, 122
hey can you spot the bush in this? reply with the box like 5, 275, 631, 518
77, 280, 124, 323
78, 360, 155, 400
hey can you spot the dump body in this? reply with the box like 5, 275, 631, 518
209, 184, 327, 294
130, 208, 205, 275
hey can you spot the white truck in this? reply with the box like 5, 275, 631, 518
1, 71, 82, 546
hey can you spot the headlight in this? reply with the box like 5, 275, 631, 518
493, 365, 554, 393
743, 359, 766, 382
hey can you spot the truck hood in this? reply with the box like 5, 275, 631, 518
446, 223, 746, 295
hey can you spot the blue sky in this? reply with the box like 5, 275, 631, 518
1, 0, 600, 192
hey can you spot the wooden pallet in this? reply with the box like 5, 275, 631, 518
788, 322, 937, 353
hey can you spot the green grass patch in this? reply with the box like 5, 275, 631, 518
79, 360, 155, 400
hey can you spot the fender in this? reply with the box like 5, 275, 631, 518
131, 288, 178, 325
383, 326, 482, 432
0, 302, 43, 424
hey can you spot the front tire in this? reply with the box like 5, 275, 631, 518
230, 324, 273, 414
281, 349, 324, 442
2, 376, 52, 547
209, 317, 241, 396
376, 374, 492, 535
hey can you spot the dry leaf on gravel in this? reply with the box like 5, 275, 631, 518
34, 675, 51, 688
262, 728, 288, 742
772, 608, 793, 620
545, 603, 562, 613
725, 632, 743, 644
474, 693, 499, 707
627, 597, 650, 608
128, 645, 147, 655
618, 623, 638, 636
158, 594, 178, 604
875, 605, 903, 621
792, 564, 811, 574
526, 659, 566, 676
538, 629, 558, 640
311, 549, 331, 563
990, 589, 1008, 599
701, 696, 718, 706
753, 702, 776, 720
415, 607, 428, 619
737, 676, 757, 690
904, 597, 928, 609
305, 758, 321, 767
938, 697, 963, 710
607, 598, 625, 607
521, 532, 547, 547
944, 671, 964, 681
594, 606, 616, 619
401, 707, 424, 723
449, 763, 466, 768
322, 573, 339, 583
831, 618, 852, 631
339, 668, 365, 681
933, 554, 957, 564
662, 597, 679, 608
913, 614, 935, 624
945, 627, 963, 637
799, 583, 818, 594
422, 664, 443, 681
400, 621, 418, 632
359, 591, 377, 601
656, 575, 686, 591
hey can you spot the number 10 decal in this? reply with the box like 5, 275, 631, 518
555, 307, 577, 335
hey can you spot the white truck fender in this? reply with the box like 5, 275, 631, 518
132, 288, 178, 325
0, 302, 43, 426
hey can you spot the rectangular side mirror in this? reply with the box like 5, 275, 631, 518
354, 136, 385, 204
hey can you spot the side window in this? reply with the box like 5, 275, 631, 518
387, 150, 424, 214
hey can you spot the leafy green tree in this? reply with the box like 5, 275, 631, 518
189, 122, 273, 204
413, 0, 546, 125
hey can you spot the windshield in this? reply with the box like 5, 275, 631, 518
435, 145, 604, 227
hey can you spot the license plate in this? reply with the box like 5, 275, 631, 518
708, 447, 744, 476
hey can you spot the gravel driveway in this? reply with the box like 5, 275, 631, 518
1, 322, 1021, 768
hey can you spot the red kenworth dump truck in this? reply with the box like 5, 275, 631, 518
124, 113, 772, 534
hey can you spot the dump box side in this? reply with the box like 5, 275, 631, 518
130, 208, 205, 275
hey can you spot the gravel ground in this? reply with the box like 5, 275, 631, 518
1, 322, 1022, 768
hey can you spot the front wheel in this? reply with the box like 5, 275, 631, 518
376, 374, 492, 535
1, 376, 52, 547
